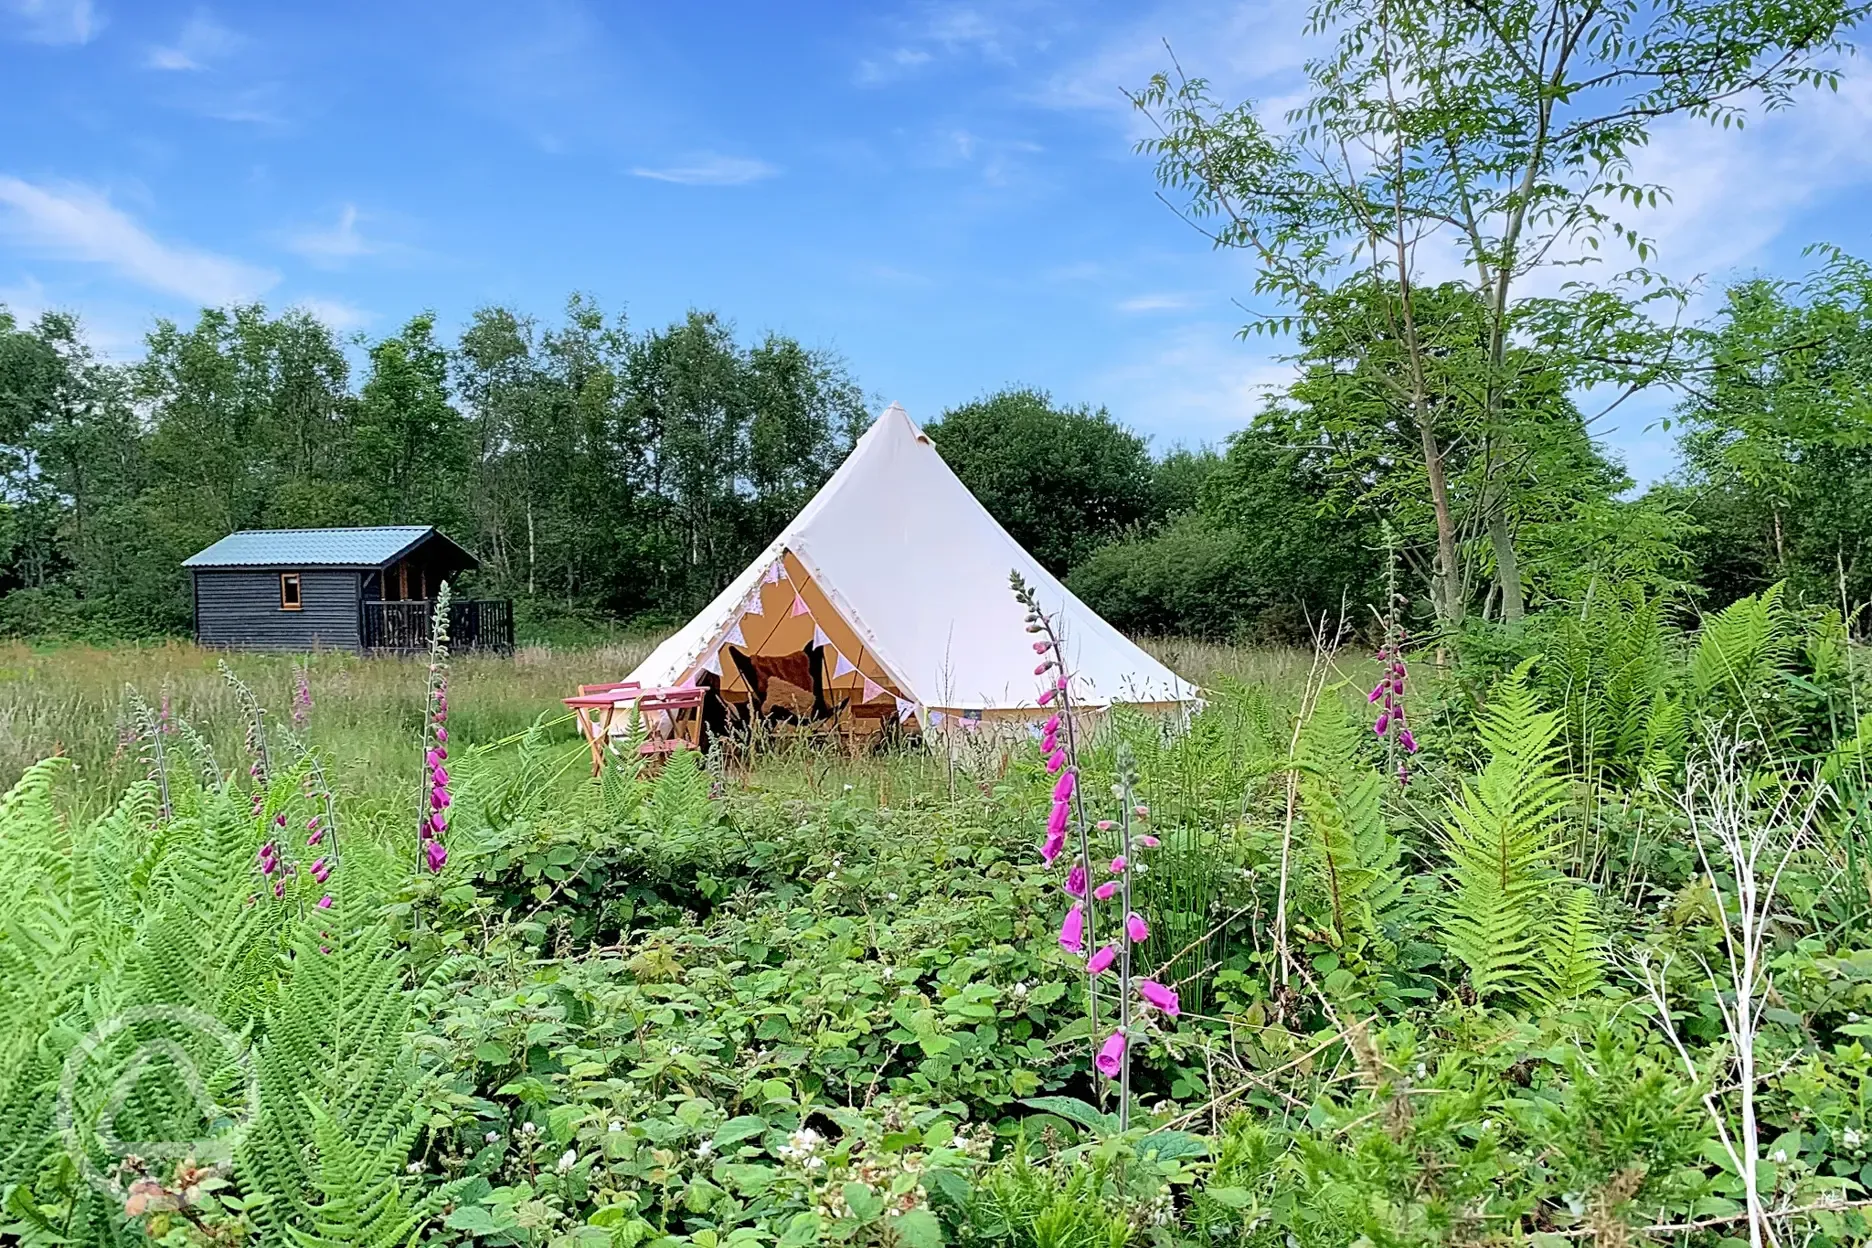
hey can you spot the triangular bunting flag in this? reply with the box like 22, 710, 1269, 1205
812, 624, 831, 649
743, 591, 764, 617
790, 594, 810, 617
862, 677, 884, 702
928, 711, 945, 726
701, 650, 722, 675
833, 652, 857, 678
895, 697, 915, 722
763, 562, 783, 584
725, 621, 746, 647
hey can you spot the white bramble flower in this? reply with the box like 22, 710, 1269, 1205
696, 1140, 714, 1158
407, 1161, 424, 1174
521, 1122, 540, 1136
887, 892, 899, 901
609, 1120, 624, 1133
485, 1131, 501, 1144
1772, 1148, 1788, 1164
1844, 1128, 1862, 1148
557, 1149, 578, 1172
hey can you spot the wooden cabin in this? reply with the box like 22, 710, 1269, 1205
183, 526, 513, 654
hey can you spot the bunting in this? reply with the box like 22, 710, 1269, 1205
790, 594, 810, 617
743, 590, 765, 617
833, 652, 858, 678
812, 624, 832, 650
862, 677, 885, 702
928, 711, 946, 727
762, 562, 783, 585
894, 697, 915, 723
701, 650, 723, 675
725, 621, 746, 647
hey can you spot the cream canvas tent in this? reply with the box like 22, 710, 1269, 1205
625, 403, 1196, 727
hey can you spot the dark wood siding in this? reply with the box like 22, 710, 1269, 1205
193, 570, 362, 651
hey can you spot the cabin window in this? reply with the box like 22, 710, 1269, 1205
280, 573, 303, 611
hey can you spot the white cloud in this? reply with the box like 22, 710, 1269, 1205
1116, 292, 1197, 312
1038, 0, 1307, 127
147, 10, 242, 71
286, 204, 378, 265
290, 296, 372, 332
0, 176, 277, 305
4, 0, 99, 45
1091, 321, 1295, 446
630, 155, 779, 186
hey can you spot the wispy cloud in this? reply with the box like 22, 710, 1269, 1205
855, 2, 1032, 85
286, 204, 380, 266
1116, 292, 1197, 312
147, 10, 242, 71
630, 155, 779, 186
0, 176, 277, 305
290, 296, 372, 332
1092, 321, 1294, 446
4, 0, 99, 45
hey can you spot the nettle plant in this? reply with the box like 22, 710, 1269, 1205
1011, 572, 1179, 1127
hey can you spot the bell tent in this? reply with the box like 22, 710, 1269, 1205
626, 403, 1196, 730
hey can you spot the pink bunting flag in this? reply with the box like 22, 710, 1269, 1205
725, 621, 746, 647
833, 652, 858, 678
862, 677, 885, 703
790, 594, 810, 617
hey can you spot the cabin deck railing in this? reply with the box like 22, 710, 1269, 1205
361, 599, 514, 654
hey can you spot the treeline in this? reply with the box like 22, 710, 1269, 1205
0, 299, 868, 637
2, 258, 1869, 644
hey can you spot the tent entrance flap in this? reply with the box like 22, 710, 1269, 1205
692, 549, 915, 726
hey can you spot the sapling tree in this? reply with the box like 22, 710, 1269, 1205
1133, 0, 1864, 624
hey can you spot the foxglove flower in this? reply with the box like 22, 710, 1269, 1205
1059, 903, 1085, 953
1093, 881, 1119, 901
316, 894, 333, 909
1088, 945, 1117, 975
1095, 1030, 1126, 1078
1137, 979, 1179, 1016
1053, 770, 1076, 802
1126, 912, 1148, 943
1064, 863, 1087, 898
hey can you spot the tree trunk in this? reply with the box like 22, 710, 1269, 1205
1418, 411, 1464, 625
526, 497, 536, 596
1488, 510, 1525, 623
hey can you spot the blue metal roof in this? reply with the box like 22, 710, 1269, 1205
183, 526, 453, 569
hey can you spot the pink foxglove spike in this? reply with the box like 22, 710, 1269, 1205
725, 621, 746, 647
790, 594, 810, 617
862, 677, 885, 702
833, 652, 858, 678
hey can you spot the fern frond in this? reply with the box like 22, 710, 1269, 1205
1439, 661, 1572, 1003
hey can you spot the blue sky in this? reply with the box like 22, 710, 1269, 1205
3, 0, 1869, 486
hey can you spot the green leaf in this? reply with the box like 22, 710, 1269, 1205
842, 1182, 884, 1220
1138, 1129, 1208, 1162
711, 1115, 768, 1149
1019, 1095, 1114, 1134
895, 1207, 944, 1248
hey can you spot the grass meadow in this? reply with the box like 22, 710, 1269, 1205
0, 634, 1316, 814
